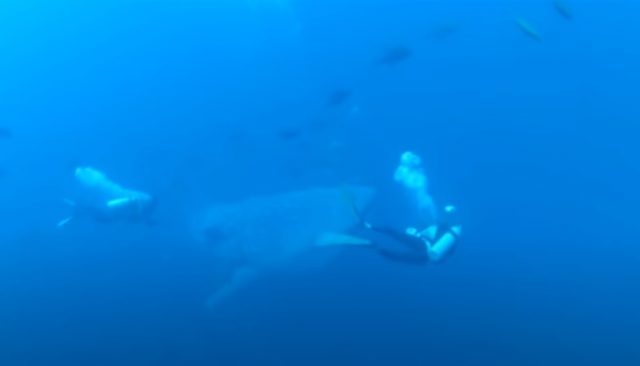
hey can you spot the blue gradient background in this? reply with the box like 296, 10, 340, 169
0, 1, 638, 365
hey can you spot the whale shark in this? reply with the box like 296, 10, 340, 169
193, 185, 375, 308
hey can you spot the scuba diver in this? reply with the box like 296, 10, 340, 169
57, 166, 157, 228
320, 151, 461, 264
348, 204, 461, 265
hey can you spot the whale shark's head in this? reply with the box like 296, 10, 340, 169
195, 185, 376, 308
195, 185, 375, 263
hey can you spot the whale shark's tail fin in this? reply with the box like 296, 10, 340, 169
205, 267, 257, 310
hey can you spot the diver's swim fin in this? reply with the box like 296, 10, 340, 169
315, 231, 373, 247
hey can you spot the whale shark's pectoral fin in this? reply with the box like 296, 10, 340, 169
205, 266, 257, 309
315, 231, 373, 247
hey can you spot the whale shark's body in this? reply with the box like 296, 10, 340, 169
193, 185, 375, 308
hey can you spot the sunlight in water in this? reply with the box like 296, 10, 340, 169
197, 0, 302, 35
241, 0, 301, 34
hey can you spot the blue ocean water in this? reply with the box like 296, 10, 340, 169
1, 0, 639, 365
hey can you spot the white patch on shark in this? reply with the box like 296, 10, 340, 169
193, 185, 374, 308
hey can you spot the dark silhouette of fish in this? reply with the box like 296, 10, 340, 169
426, 23, 459, 41
277, 127, 305, 141
553, 0, 573, 20
327, 88, 351, 107
0, 127, 12, 139
516, 18, 542, 42
379, 46, 412, 66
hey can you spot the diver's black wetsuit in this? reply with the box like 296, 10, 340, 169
348, 192, 455, 264
364, 224, 430, 265
377, 246, 430, 265
364, 222, 458, 265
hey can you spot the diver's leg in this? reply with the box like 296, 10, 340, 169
369, 225, 426, 252
376, 247, 429, 265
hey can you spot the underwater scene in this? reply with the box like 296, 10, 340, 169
0, 0, 639, 365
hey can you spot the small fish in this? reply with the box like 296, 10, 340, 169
277, 126, 305, 141
516, 18, 542, 42
0, 127, 12, 139
327, 88, 351, 107
379, 46, 412, 66
553, 0, 573, 20
426, 23, 459, 41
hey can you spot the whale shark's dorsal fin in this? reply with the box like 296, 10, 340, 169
340, 186, 363, 221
